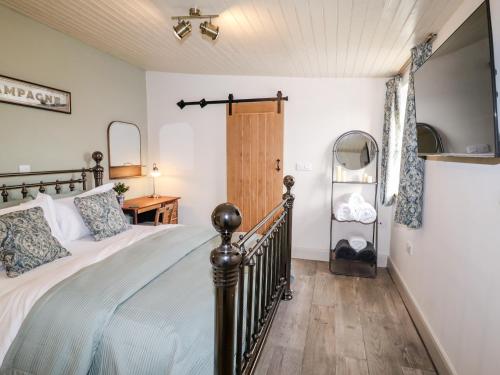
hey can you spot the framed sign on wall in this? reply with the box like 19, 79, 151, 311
0, 75, 71, 114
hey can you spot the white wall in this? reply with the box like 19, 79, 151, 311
390, 0, 500, 374
147, 73, 392, 265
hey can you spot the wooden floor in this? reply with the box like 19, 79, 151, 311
255, 260, 436, 375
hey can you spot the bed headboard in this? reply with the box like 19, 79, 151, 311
0, 151, 104, 202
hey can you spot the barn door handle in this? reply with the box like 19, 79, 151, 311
275, 159, 281, 171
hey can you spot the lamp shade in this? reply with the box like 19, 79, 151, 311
151, 163, 161, 178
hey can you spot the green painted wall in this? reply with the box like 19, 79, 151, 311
0, 5, 149, 197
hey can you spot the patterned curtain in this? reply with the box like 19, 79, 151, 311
394, 40, 434, 229
380, 76, 401, 206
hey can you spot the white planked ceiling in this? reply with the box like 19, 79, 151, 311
0, 0, 464, 77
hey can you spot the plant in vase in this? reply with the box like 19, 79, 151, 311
113, 182, 129, 207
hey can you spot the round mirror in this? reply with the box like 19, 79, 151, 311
334, 132, 377, 170
417, 123, 444, 154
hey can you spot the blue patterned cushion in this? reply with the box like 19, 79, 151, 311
0, 207, 71, 278
74, 190, 129, 241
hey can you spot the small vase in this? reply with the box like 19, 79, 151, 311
117, 194, 125, 207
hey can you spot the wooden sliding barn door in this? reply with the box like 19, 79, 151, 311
227, 102, 284, 231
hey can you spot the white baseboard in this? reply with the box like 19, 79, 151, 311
387, 258, 457, 375
292, 247, 329, 262
377, 253, 388, 267
293, 247, 388, 267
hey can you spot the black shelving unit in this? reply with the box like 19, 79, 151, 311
329, 131, 379, 278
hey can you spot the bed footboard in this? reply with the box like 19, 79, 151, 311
210, 175, 295, 375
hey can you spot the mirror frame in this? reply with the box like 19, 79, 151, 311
417, 122, 444, 155
107, 121, 142, 179
334, 130, 378, 170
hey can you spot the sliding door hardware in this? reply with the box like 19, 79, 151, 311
177, 91, 288, 115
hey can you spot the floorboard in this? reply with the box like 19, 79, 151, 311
301, 304, 337, 374
336, 357, 370, 375
254, 260, 436, 375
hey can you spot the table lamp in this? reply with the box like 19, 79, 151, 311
150, 163, 161, 199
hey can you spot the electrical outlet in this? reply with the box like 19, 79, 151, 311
406, 241, 414, 256
18, 165, 31, 173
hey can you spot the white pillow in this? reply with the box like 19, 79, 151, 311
53, 183, 114, 242
0, 193, 65, 244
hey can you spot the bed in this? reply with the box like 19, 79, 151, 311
0, 151, 295, 375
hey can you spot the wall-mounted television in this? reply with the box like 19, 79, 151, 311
415, 0, 498, 157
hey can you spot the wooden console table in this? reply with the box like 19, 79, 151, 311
122, 196, 180, 225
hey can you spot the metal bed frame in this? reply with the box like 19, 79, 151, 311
0, 151, 104, 201
210, 175, 295, 375
0, 151, 295, 375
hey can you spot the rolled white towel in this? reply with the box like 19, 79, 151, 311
348, 236, 367, 251
334, 201, 355, 221
348, 192, 365, 207
355, 202, 377, 224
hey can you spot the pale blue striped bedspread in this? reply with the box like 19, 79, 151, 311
1, 225, 219, 375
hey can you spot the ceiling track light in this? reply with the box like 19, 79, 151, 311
171, 8, 219, 41
173, 19, 192, 40
200, 20, 219, 40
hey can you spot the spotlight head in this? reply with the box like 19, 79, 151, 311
173, 20, 192, 40
200, 21, 219, 40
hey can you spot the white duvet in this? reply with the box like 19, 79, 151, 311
0, 224, 177, 364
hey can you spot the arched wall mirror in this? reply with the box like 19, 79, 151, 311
334, 131, 378, 170
107, 121, 142, 179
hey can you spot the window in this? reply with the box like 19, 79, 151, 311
386, 72, 409, 201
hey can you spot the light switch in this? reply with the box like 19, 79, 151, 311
18, 165, 31, 173
295, 162, 313, 171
